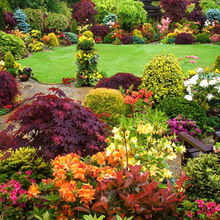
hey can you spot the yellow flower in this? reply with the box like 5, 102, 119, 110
137, 123, 154, 134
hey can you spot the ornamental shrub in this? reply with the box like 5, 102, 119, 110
95, 72, 141, 91
132, 36, 145, 44
103, 33, 114, 43
175, 33, 195, 44
84, 88, 128, 126
157, 97, 207, 127
141, 54, 185, 103
0, 31, 26, 59
0, 71, 19, 108
196, 33, 211, 43
90, 25, 109, 38
102, 13, 117, 26
188, 9, 206, 24
13, 9, 30, 33
3, 11, 16, 30
71, 19, 78, 34
0, 7, 5, 31
121, 35, 132, 44
0, 88, 108, 160
72, 0, 97, 24
0, 147, 52, 183
214, 56, 220, 71
83, 30, 94, 38
200, 0, 220, 11
48, 33, 59, 47
133, 29, 143, 38
3, 51, 17, 76
45, 12, 69, 31
184, 154, 220, 202
206, 9, 220, 23
64, 32, 78, 43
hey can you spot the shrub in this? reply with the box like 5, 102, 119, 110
141, 54, 185, 103
214, 55, 220, 71
23, 8, 44, 31
82, 30, 94, 38
3, 11, 16, 30
90, 25, 109, 38
141, 23, 155, 39
71, 19, 77, 34
48, 33, 59, 47
121, 35, 132, 44
160, 0, 189, 22
0, 7, 5, 31
0, 147, 52, 183
84, 88, 128, 126
175, 33, 195, 44
133, 29, 143, 38
0, 71, 19, 108
3, 51, 17, 76
132, 36, 145, 44
188, 9, 206, 24
64, 32, 78, 43
0, 88, 108, 160
184, 154, 220, 202
0, 31, 26, 59
28, 40, 44, 52
45, 12, 69, 31
13, 9, 30, 33
102, 13, 117, 26
103, 33, 114, 43
46, 0, 61, 13
206, 9, 220, 23
196, 33, 211, 43
72, 0, 97, 24
207, 115, 220, 129
157, 97, 208, 127
95, 72, 141, 91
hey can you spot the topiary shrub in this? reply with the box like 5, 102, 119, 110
184, 154, 220, 202
3, 51, 17, 76
141, 54, 185, 104
48, 32, 59, 47
196, 33, 211, 43
95, 72, 141, 91
157, 97, 207, 127
0, 31, 26, 59
82, 30, 94, 38
0, 88, 108, 160
0, 71, 19, 108
84, 88, 128, 126
121, 35, 132, 44
90, 25, 109, 38
103, 33, 114, 43
175, 33, 195, 44
206, 9, 220, 23
71, 18, 77, 34
0, 147, 52, 183
13, 9, 30, 33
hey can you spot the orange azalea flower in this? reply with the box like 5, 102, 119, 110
53, 168, 66, 180
28, 183, 40, 199
78, 184, 95, 204
61, 205, 74, 217
73, 167, 86, 181
91, 152, 106, 165
59, 181, 77, 202
56, 214, 68, 220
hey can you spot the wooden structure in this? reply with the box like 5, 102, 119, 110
140, 0, 163, 21
178, 131, 220, 165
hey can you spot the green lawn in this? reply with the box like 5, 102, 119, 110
18, 44, 220, 84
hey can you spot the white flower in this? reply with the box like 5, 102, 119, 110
215, 85, 220, 93
186, 86, 192, 94
200, 79, 209, 88
207, 94, 214, 100
184, 95, 193, 101
189, 74, 199, 85
196, 67, 203, 74
209, 79, 217, 85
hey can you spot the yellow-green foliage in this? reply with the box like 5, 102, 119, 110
141, 54, 184, 103
83, 30, 94, 39
133, 29, 143, 38
0, 147, 52, 182
48, 32, 59, 47
84, 88, 128, 126
4, 51, 15, 69
214, 55, 220, 71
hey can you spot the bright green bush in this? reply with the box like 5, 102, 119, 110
48, 33, 59, 47
0, 31, 26, 59
83, 30, 94, 39
195, 33, 211, 43
103, 33, 114, 43
45, 12, 69, 31
157, 97, 208, 127
71, 19, 78, 34
141, 54, 185, 103
4, 51, 14, 69
214, 55, 220, 71
0, 147, 52, 183
184, 154, 220, 202
0, 0, 11, 11
84, 88, 128, 126
60, 1, 72, 20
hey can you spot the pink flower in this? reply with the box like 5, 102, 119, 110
190, 60, 195, 64
187, 211, 193, 218
193, 56, 199, 60
206, 202, 216, 209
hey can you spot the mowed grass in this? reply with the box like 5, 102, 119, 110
18, 44, 220, 84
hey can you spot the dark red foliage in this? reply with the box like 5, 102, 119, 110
90, 25, 109, 38
188, 10, 206, 24
121, 35, 133, 44
72, 0, 97, 25
95, 73, 142, 91
3, 12, 16, 30
175, 33, 195, 44
0, 88, 108, 161
0, 71, 19, 108
160, 0, 190, 22
91, 165, 189, 219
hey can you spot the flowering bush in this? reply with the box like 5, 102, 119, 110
157, 17, 172, 34
28, 40, 44, 52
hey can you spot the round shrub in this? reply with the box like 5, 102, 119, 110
196, 33, 211, 43
0, 147, 52, 183
64, 32, 78, 44
214, 55, 220, 71
0, 71, 19, 108
102, 13, 117, 26
188, 9, 206, 24
77, 38, 95, 51
157, 97, 207, 126
206, 9, 220, 23
0, 88, 108, 160
82, 30, 94, 38
84, 88, 128, 126
132, 36, 145, 44
48, 32, 59, 47
95, 72, 141, 91
103, 33, 114, 44
90, 25, 109, 38
121, 35, 132, 44
175, 33, 195, 44
141, 54, 185, 103
184, 154, 220, 202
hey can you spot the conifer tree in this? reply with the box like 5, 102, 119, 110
13, 9, 30, 33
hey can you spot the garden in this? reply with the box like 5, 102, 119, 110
0, 0, 220, 219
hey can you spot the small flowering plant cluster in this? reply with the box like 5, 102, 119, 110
176, 199, 220, 220
17, 67, 32, 76
167, 115, 202, 141
184, 68, 220, 111
157, 17, 172, 35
